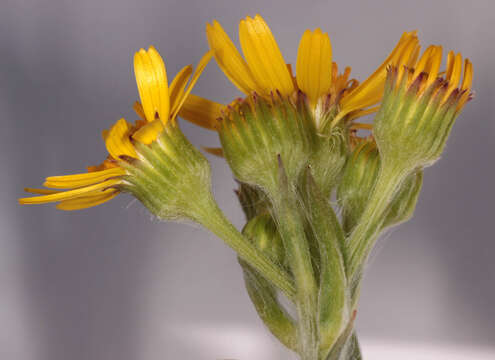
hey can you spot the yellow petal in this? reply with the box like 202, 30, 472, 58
296, 28, 332, 107
169, 65, 193, 116
426, 46, 443, 87
24, 188, 60, 195
19, 178, 122, 205
43, 167, 125, 189
179, 94, 224, 130
56, 189, 120, 211
239, 14, 295, 96
457, 58, 473, 111
461, 58, 473, 91
445, 51, 462, 93
412, 45, 443, 88
105, 118, 137, 159
171, 51, 213, 120
134, 46, 170, 122
340, 31, 419, 116
132, 119, 164, 144
133, 101, 146, 120
347, 106, 380, 122
206, 20, 259, 94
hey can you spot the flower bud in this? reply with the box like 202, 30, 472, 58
242, 213, 287, 268
337, 138, 380, 233
338, 138, 423, 234
235, 182, 271, 221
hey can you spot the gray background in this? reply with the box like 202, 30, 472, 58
2, 0, 494, 359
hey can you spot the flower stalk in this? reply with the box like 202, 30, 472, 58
271, 157, 319, 360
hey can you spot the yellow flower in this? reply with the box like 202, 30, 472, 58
180, 14, 419, 130
371, 45, 473, 172
19, 47, 212, 210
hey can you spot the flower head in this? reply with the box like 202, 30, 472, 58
19, 47, 212, 210
180, 14, 419, 131
373, 45, 473, 170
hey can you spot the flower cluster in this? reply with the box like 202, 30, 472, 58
19, 14, 473, 360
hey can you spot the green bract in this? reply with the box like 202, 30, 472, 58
218, 93, 315, 195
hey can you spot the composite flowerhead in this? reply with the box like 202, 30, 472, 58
181, 14, 420, 136
19, 47, 212, 210
373, 45, 473, 169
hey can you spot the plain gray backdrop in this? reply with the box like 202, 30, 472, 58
2, 0, 494, 359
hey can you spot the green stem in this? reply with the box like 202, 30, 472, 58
347, 163, 410, 283
240, 259, 298, 352
303, 172, 349, 358
270, 164, 319, 360
198, 197, 296, 302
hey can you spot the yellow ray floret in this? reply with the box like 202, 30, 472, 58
19, 178, 122, 205
296, 28, 333, 108
169, 65, 193, 117
133, 48, 213, 143
43, 167, 126, 189
132, 119, 165, 144
134, 46, 170, 123
105, 118, 138, 159
206, 15, 294, 97
239, 15, 295, 96
391, 46, 473, 111
134, 46, 212, 124
339, 31, 420, 119
56, 189, 120, 211
171, 50, 213, 120
411, 45, 443, 88
20, 116, 131, 210
21, 46, 213, 210
180, 94, 225, 130
206, 20, 260, 94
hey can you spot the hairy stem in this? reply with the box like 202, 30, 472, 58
198, 198, 296, 302
270, 160, 319, 360
347, 162, 410, 283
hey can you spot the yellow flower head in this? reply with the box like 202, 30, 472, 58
19, 47, 212, 210
180, 14, 420, 130
371, 45, 473, 172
